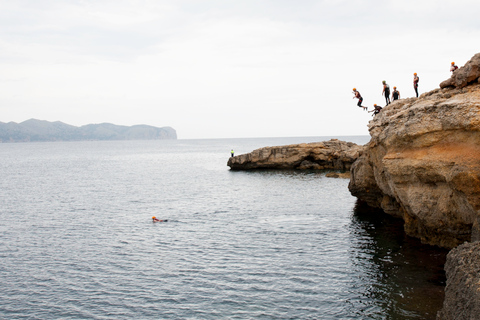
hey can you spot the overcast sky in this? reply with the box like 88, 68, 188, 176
1, 0, 479, 139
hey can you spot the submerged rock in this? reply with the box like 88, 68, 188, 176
325, 172, 351, 179
227, 139, 363, 171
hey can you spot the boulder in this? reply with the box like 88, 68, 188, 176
440, 53, 480, 89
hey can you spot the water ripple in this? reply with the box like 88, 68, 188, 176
0, 139, 446, 319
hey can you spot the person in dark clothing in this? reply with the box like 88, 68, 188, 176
413, 73, 419, 97
392, 87, 400, 101
352, 88, 367, 111
231, 149, 234, 157
368, 104, 383, 116
382, 81, 391, 105
450, 62, 458, 72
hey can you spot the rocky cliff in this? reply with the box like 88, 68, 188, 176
227, 139, 363, 171
349, 56, 480, 249
225, 53, 480, 319
347, 53, 480, 319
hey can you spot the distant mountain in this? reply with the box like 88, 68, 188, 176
0, 119, 177, 142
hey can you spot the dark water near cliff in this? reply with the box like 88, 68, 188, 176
0, 136, 447, 319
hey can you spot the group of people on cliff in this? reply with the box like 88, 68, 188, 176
352, 61, 459, 116
352, 74, 416, 116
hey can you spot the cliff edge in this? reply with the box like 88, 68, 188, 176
349, 53, 480, 249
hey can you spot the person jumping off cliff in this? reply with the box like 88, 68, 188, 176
413, 73, 419, 97
231, 149, 234, 157
382, 81, 391, 106
450, 62, 458, 72
352, 88, 367, 110
368, 104, 382, 116
392, 87, 400, 101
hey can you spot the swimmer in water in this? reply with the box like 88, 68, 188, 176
152, 216, 168, 222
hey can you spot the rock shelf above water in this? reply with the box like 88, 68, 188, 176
227, 139, 364, 171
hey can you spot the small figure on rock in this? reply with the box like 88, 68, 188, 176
450, 62, 458, 72
392, 86, 400, 101
231, 149, 234, 157
382, 81, 391, 106
413, 73, 419, 97
352, 88, 367, 110
368, 104, 382, 116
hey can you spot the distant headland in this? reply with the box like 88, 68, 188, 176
0, 119, 177, 142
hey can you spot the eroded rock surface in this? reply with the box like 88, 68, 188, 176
227, 139, 363, 171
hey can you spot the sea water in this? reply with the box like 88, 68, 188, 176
0, 137, 447, 319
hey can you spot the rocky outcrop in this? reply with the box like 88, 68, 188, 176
437, 241, 480, 320
349, 54, 480, 249
440, 53, 480, 89
227, 139, 363, 171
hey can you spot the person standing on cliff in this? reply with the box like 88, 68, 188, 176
413, 73, 419, 97
231, 149, 234, 157
392, 87, 400, 101
382, 81, 391, 105
450, 62, 458, 72
352, 88, 367, 110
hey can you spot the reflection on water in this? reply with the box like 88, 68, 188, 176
347, 200, 448, 319
0, 139, 449, 319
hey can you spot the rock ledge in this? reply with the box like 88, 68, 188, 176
227, 139, 363, 171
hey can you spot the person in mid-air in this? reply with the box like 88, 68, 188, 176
368, 104, 383, 116
352, 88, 367, 110
152, 216, 167, 222
382, 81, 391, 106
413, 73, 419, 97
231, 149, 234, 157
392, 86, 400, 101
450, 62, 458, 72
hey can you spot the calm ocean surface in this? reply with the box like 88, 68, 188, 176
0, 136, 447, 320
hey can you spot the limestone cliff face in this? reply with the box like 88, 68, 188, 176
349, 53, 480, 249
228, 139, 363, 171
